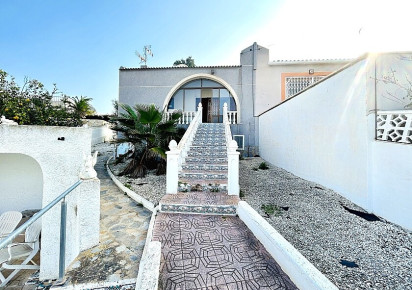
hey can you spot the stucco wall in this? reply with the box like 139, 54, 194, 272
259, 59, 371, 207
0, 124, 100, 279
0, 153, 43, 214
259, 54, 412, 230
371, 139, 412, 229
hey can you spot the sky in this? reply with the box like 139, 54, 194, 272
1, 0, 411, 114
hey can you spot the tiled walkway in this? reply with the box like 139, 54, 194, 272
153, 213, 298, 290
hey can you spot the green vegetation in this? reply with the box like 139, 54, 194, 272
124, 183, 132, 190
0, 69, 91, 126
258, 162, 269, 170
261, 204, 283, 217
239, 190, 245, 199
173, 56, 195, 67
111, 103, 184, 178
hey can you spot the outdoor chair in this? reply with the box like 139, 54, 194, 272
0, 218, 41, 287
0, 211, 22, 241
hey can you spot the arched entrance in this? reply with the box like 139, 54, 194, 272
163, 74, 240, 123
0, 153, 43, 214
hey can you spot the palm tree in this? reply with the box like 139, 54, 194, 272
65, 96, 95, 118
112, 103, 183, 178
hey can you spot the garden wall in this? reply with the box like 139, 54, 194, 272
258, 54, 412, 230
0, 124, 100, 279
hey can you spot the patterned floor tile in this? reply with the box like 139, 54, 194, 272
153, 213, 297, 290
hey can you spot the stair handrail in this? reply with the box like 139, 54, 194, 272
223, 103, 240, 196
166, 103, 202, 194
0, 180, 83, 284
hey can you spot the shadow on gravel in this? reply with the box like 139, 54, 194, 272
341, 204, 380, 222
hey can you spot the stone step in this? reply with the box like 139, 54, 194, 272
159, 192, 239, 215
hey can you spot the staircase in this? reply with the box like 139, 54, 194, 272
160, 123, 239, 215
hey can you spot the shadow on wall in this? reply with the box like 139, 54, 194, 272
0, 153, 43, 214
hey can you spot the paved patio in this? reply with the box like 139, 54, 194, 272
153, 213, 298, 290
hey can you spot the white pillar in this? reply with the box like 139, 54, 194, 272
198, 102, 203, 123
166, 140, 179, 194
227, 140, 240, 196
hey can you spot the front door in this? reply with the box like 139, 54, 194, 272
201, 97, 219, 123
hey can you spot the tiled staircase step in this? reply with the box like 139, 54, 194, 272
159, 192, 239, 215
185, 157, 227, 163
187, 151, 226, 157
190, 145, 227, 149
178, 178, 227, 187
179, 173, 227, 181
180, 170, 227, 176
182, 164, 228, 171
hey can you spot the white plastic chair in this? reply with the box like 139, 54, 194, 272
0, 211, 22, 240
0, 218, 41, 287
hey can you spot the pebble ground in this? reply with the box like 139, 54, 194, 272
239, 157, 412, 290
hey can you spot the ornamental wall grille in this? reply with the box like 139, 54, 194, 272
285, 76, 325, 99
376, 111, 412, 144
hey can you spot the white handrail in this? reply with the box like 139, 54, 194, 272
166, 103, 203, 194
223, 103, 240, 196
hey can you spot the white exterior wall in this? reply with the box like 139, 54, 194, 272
371, 140, 412, 229
84, 120, 113, 145
0, 154, 43, 214
259, 55, 412, 230
0, 125, 100, 279
260, 59, 371, 207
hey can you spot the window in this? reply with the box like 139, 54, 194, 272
281, 72, 330, 101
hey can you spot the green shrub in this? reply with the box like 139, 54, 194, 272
258, 162, 269, 170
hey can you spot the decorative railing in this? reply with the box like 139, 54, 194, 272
376, 110, 412, 144
165, 111, 196, 124
166, 110, 238, 125
227, 111, 238, 124
285, 76, 325, 99
223, 103, 240, 196
166, 103, 202, 194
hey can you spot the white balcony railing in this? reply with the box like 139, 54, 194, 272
376, 110, 412, 144
165, 111, 196, 124
166, 110, 238, 125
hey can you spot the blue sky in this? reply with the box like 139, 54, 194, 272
1, 0, 410, 114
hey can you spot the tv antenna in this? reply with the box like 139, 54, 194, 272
135, 45, 153, 66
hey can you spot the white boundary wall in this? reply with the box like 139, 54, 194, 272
0, 125, 100, 279
259, 56, 412, 230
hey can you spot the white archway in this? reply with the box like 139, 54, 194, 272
163, 73, 241, 122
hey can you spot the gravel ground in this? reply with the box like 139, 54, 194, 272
93, 142, 165, 206
240, 157, 412, 290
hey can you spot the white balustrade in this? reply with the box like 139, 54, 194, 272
227, 111, 237, 124
223, 103, 240, 196
376, 110, 412, 144
165, 111, 196, 124
166, 103, 203, 194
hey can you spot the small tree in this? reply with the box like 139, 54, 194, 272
64, 96, 95, 118
111, 103, 183, 178
173, 56, 195, 67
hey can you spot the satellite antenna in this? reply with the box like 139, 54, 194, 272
135, 45, 153, 67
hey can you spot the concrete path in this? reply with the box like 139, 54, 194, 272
153, 213, 298, 290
